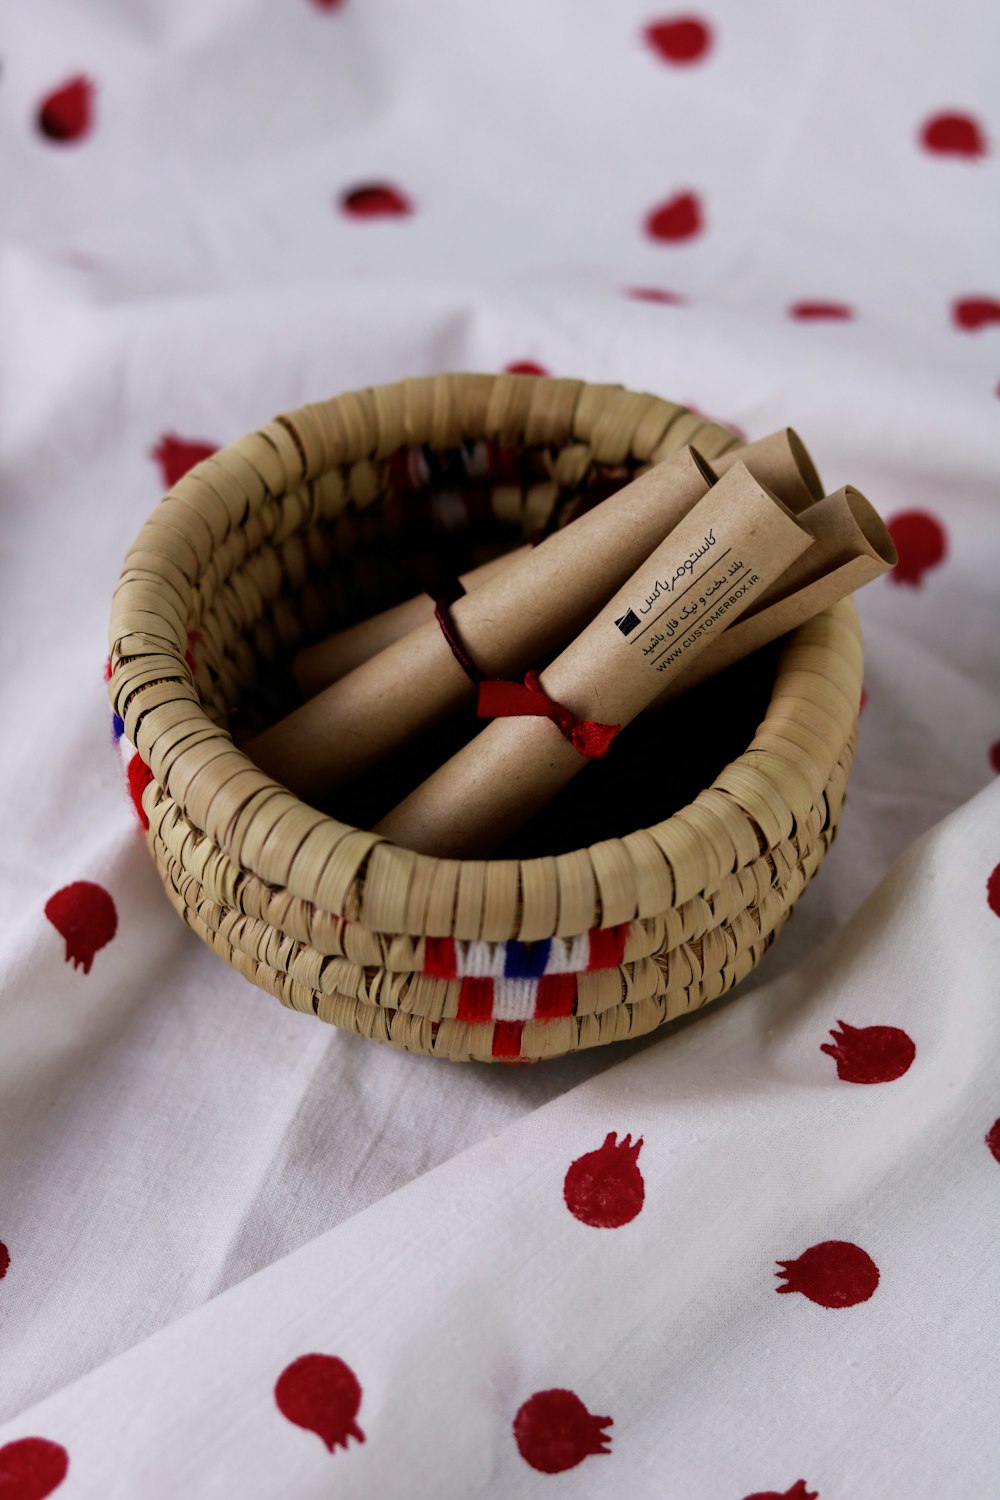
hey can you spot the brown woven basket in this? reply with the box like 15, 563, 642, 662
107, 373, 862, 1063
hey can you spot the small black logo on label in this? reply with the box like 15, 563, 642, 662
614, 608, 641, 636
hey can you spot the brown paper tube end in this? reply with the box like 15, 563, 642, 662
688, 445, 718, 488
704, 428, 824, 512
705, 443, 741, 477
786, 428, 825, 504
842, 485, 897, 569
714, 460, 808, 530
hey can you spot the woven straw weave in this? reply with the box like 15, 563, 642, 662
107, 373, 862, 1063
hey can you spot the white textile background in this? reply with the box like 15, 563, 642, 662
0, 1, 998, 1495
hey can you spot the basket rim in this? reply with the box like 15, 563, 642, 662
108, 372, 863, 938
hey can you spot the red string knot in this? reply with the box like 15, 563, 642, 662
477, 670, 619, 759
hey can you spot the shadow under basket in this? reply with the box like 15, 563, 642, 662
108, 373, 863, 1064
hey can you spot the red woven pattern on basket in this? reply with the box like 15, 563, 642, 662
456, 974, 578, 1024
424, 928, 628, 982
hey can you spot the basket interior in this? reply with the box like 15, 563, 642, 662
201, 434, 783, 858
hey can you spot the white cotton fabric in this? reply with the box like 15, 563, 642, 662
1, 0, 998, 1493
2, 789, 1000, 1498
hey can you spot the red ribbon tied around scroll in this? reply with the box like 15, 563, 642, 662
477, 670, 620, 759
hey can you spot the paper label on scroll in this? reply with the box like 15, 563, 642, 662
560, 462, 813, 722
654, 483, 897, 704
618, 537, 763, 671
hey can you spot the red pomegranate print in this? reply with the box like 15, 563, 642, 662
564, 1132, 645, 1228
886, 510, 946, 586
340, 183, 412, 218
789, 301, 853, 321
643, 17, 712, 64
513, 1389, 612, 1473
0, 1242, 8, 1279
988, 862, 1000, 918
742, 1482, 819, 1500
127, 752, 155, 830
820, 1020, 915, 1084
0, 1438, 69, 1499
989, 739, 1000, 773
952, 296, 1000, 331
44, 882, 117, 975
625, 286, 685, 304
36, 77, 93, 143
776, 1240, 879, 1308
985, 1119, 1000, 1164
859, 686, 869, 713
505, 360, 549, 376
644, 191, 703, 242
275, 1354, 365, 1452
58, 250, 98, 272
920, 112, 987, 159
150, 434, 218, 488
310, 0, 346, 9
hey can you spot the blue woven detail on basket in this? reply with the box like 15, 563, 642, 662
504, 939, 552, 979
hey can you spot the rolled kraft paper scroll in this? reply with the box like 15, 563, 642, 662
293, 546, 530, 695
292, 427, 822, 696
710, 427, 824, 513
656, 484, 897, 702
245, 445, 716, 801
374, 462, 814, 858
